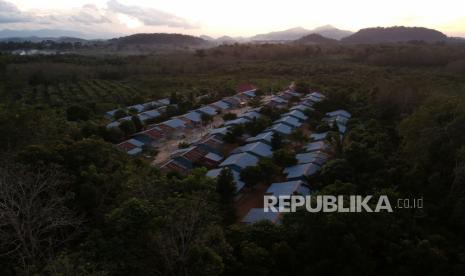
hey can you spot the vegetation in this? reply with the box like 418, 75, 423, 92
1, 42, 465, 275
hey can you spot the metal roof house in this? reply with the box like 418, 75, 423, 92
161, 118, 186, 129
117, 139, 144, 155
267, 123, 294, 135
231, 141, 273, 158
181, 111, 202, 124
223, 96, 242, 107
283, 110, 308, 121
242, 208, 281, 224
304, 141, 328, 152
207, 168, 246, 192
246, 131, 274, 144
219, 152, 259, 172
196, 106, 218, 116
157, 98, 171, 106
238, 111, 261, 120
326, 109, 351, 119
224, 117, 251, 127
310, 132, 329, 141
296, 151, 329, 166
284, 162, 321, 181
275, 116, 302, 128
127, 104, 145, 113
266, 180, 311, 197
290, 104, 313, 113
209, 126, 230, 137
211, 100, 231, 111
138, 109, 161, 122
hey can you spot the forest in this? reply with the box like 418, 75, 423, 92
1, 42, 465, 275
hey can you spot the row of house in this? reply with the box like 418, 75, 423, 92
205, 91, 319, 204
243, 107, 352, 224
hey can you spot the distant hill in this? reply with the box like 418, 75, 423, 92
294, 33, 338, 44
341, 26, 448, 44
311, 25, 353, 40
109, 33, 210, 47
251, 25, 353, 41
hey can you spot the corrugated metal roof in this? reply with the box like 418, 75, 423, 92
127, 147, 143, 156
162, 118, 186, 129
209, 126, 230, 136
304, 141, 328, 152
182, 111, 202, 123
238, 111, 261, 120
157, 98, 170, 106
266, 180, 310, 197
242, 208, 281, 224
246, 131, 274, 144
224, 117, 251, 126
290, 104, 313, 112
296, 151, 329, 165
326, 109, 351, 118
127, 104, 145, 112
284, 110, 308, 121
232, 141, 273, 157
310, 132, 329, 141
284, 163, 321, 180
211, 101, 231, 110
268, 123, 293, 135
275, 116, 302, 128
219, 152, 259, 170
197, 106, 218, 116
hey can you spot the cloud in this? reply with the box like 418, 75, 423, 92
107, 0, 198, 29
0, 0, 33, 23
69, 4, 111, 25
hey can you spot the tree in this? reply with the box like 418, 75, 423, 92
272, 149, 297, 168
289, 129, 308, 145
201, 113, 213, 126
222, 113, 237, 121
131, 115, 143, 132
240, 166, 262, 188
271, 132, 283, 150
216, 168, 236, 203
66, 105, 91, 121
119, 120, 136, 136
0, 164, 82, 273
113, 109, 127, 120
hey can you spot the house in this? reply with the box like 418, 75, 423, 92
196, 106, 218, 116
127, 147, 143, 156
117, 138, 144, 152
274, 116, 302, 128
242, 208, 281, 224
171, 144, 223, 168
242, 90, 256, 98
238, 111, 261, 120
296, 151, 329, 166
209, 126, 230, 138
160, 118, 186, 130
223, 96, 243, 107
106, 116, 132, 128
323, 115, 349, 126
267, 123, 294, 136
207, 168, 246, 192
266, 180, 311, 197
211, 100, 231, 111
267, 96, 287, 108
137, 109, 161, 122
304, 141, 328, 152
284, 163, 321, 181
310, 132, 329, 141
127, 104, 145, 113
219, 152, 259, 172
290, 104, 313, 113
283, 110, 308, 121
224, 117, 251, 127
105, 109, 119, 119
326, 109, 351, 119
246, 131, 274, 144
160, 156, 193, 173
181, 111, 202, 125
231, 141, 273, 158
199, 135, 224, 149
300, 99, 316, 107
281, 90, 300, 100
157, 98, 171, 106
142, 100, 162, 110
304, 92, 325, 103
131, 133, 154, 146
309, 91, 325, 99
140, 126, 165, 139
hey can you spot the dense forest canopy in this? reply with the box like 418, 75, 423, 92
1, 43, 465, 275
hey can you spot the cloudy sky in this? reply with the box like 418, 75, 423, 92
1, 0, 465, 38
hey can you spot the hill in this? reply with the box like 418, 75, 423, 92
294, 33, 338, 44
109, 33, 210, 47
251, 25, 353, 41
341, 26, 448, 44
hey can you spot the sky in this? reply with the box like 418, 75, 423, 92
1, 0, 465, 38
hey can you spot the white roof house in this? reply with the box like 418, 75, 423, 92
284, 163, 321, 181
266, 180, 311, 197
219, 152, 259, 172
206, 168, 246, 192
242, 208, 281, 224
231, 142, 273, 158
326, 109, 351, 119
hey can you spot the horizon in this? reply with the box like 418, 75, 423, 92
1, 0, 464, 39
